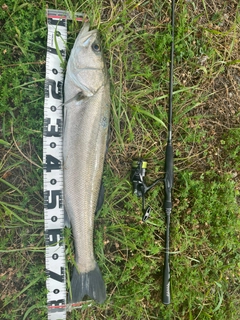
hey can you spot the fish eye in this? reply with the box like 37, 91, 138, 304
92, 42, 101, 52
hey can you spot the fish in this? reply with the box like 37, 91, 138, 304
63, 23, 110, 304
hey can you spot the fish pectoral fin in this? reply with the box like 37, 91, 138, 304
64, 91, 85, 107
76, 91, 86, 100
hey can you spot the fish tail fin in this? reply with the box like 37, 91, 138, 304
69, 264, 106, 304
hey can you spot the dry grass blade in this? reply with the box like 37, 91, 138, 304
11, 123, 42, 169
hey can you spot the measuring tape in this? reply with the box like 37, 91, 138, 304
43, 9, 83, 319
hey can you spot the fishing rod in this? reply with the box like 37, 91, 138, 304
131, 0, 175, 305
162, 0, 175, 305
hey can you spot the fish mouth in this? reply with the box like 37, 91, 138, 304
76, 22, 99, 47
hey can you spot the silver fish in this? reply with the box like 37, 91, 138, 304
63, 23, 110, 304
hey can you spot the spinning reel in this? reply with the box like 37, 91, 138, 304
131, 159, 162, 221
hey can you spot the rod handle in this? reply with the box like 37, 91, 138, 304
162, 211, 171, 305
162, 252, 171, 305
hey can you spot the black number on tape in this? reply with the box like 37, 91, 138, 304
44, 155, 61, 172
48, 299, 65, 312
44, 118, 62, 137
45, 228, 63, 245
47, 46, 65, 56
45, 79, 62, 99
47, 267, 64, 282
44, 190, 63, 209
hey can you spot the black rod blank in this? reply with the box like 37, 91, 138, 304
162, 0, 175, 305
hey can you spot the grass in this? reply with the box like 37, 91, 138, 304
0, 0, 239, 319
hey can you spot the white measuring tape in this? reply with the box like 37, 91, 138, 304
43, 9, 83, 319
